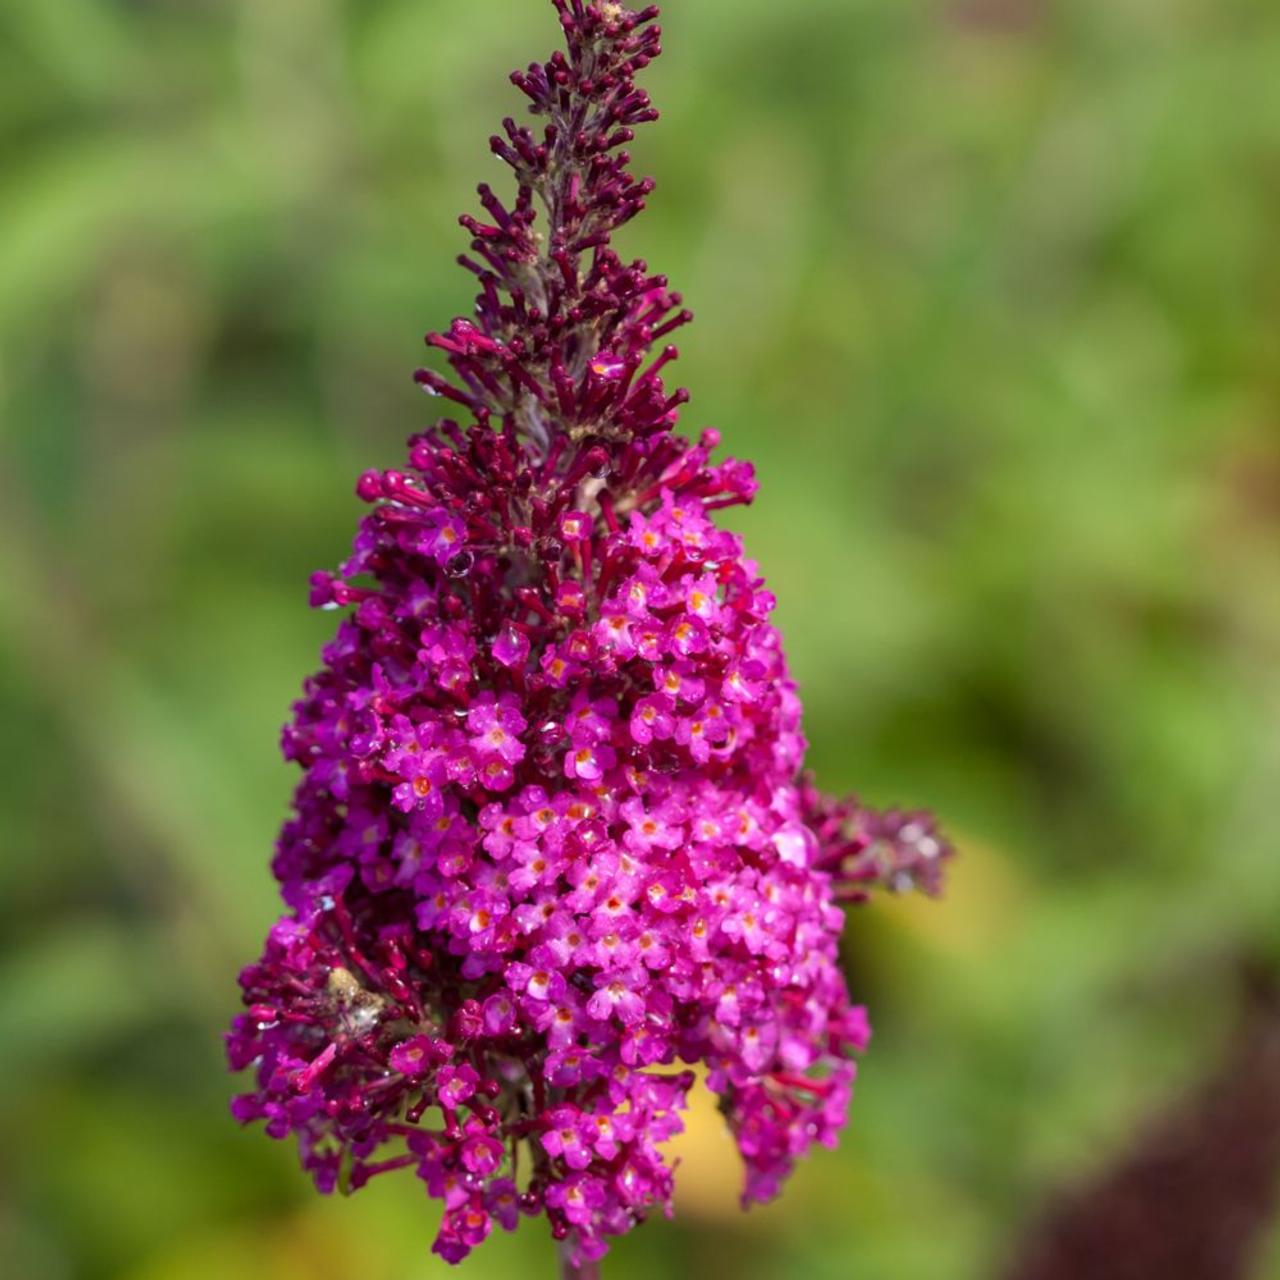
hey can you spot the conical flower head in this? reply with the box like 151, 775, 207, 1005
227, 1, 952, 1266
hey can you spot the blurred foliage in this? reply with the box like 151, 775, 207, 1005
2, 0, 1280, 1277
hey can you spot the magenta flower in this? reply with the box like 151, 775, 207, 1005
227, 1, 953, 1273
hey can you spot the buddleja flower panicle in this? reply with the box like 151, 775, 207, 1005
227, 1, 952, 1268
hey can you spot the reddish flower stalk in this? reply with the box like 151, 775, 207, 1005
561, 1239, 601, 1280
226, 1, 952, 1270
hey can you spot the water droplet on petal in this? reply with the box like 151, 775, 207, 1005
445, 551, 475, 578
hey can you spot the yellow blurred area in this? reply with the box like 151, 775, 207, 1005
877, 835, 1028, 959
668, 1069, 757, 1223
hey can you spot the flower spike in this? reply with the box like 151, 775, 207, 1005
227, 2, 952, 1269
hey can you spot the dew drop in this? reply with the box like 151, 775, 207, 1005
445, 551, 475, 578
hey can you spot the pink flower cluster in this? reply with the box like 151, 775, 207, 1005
227, 0, 950, 1268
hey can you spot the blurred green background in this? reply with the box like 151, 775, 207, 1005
3, 0, 1280, 1277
